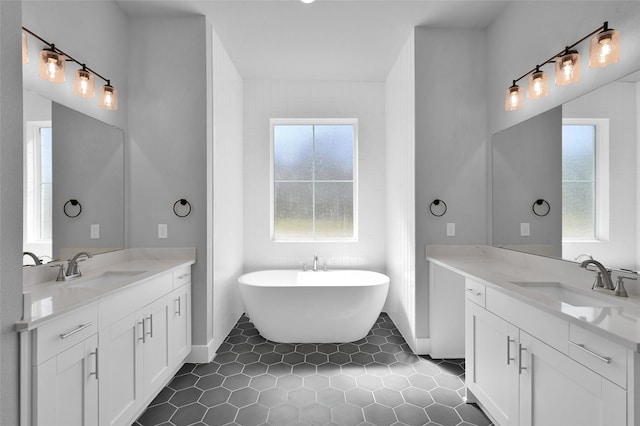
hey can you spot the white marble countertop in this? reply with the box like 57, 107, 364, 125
17, 248, 195, 330
426, 245, 640, 351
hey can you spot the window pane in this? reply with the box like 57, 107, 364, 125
315, 125, 354, 180
315, 182, 353, 238
40, 127, 53, 240
562, 125, 595, 181
563, 181, 595, 239
274, 125, 313, 180
274, 182, 313, 239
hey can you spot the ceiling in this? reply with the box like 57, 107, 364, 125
116, 0, 510, 81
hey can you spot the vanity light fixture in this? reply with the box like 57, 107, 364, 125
505, 21, 620, 111
23, 27, 118, 110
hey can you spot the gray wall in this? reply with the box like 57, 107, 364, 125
414, 27, 488, 337
1, 2, 24, 424
492, 107, 563, 257
127, 17, 209, 346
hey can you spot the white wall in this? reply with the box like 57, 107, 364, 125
563, 82, 637, 269
127, 17, 210, 348
488, 1, 640, 135
22, 1, 129, 130
243, 80, 386, 273
210, 25, 244, 358
414, 28, 488, 339
384, 32, 417, 351
0, 2, 25, 424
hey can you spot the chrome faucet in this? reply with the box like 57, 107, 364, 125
312, 254, 318, 272
23, 251, 41, 266
66, 251, 93, 279
580, 259, 614, 290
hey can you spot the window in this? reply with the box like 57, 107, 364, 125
24, 121, 53, 245
562, 119, 609, 240
271, 119, 357, 241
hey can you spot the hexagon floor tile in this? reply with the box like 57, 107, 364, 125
134, 313, 493, 426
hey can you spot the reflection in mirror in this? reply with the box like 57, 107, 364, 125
23, 91, 125, 266
492, 71, 640, 271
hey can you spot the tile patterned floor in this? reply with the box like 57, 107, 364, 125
134, 313, 492, 426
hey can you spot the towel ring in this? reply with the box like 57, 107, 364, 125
532, 199, 550, 217
63, 199, 82, 218
173, 199, 192, 218
429, 199, 447, 217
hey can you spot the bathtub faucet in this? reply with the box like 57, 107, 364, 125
313, 254, 318, 272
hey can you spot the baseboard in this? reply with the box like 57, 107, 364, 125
186, 339, 217, 363
415, 337, 431, 355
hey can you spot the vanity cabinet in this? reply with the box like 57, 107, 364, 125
466, 278, 627, 426
172, 282, 192, 363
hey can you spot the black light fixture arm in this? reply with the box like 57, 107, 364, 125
22, 26, 111, 84
511, 21, 609, 85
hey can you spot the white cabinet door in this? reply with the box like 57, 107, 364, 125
98, 312, 143, 426
142, 295, 173, 399
466, 301, 519, 426
34, 334, 98, 426
519, 331, 626, 426
172, 283, 191, 364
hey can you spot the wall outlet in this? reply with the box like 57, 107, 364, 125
446, 223, 456, 237
520, 222, 530, 237
90, 224, 100, 239
158, 224, 168, 239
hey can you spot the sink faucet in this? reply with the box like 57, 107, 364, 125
313, 254, 318, 272
23, 251, 41, 266
580, 259, 614, 290
66, 251, 93, 279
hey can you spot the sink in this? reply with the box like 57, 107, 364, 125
510, 281, 619, 307
67, 271, 146, 289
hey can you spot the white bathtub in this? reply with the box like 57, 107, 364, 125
238, 269, 390, 343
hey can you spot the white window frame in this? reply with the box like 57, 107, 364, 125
562, 118, 610, 242
270, 118, 359, 242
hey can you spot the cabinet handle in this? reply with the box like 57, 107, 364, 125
518, 344, 527, 374
138, 320, 146, 343
175, 296, 181, 316
569, 341, 611, 364
465, 288, 482, 297
89, 348, 99, 380
146, 315, 153, 338
178, 274, 189, 279
506, 336, 515, 365
59, 323, 92, 339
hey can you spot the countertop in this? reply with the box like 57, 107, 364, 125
17, 248, 195, 330
426, 246, 640, 352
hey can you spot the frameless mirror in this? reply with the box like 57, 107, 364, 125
23, 90, 125, 265
492, 70, 640, 271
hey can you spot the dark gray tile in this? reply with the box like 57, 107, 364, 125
345, 387, 374, 407
268, 404, 300, 426
168, 373, 198, 390
287, 387, 316, 407
402, 387, 434, 408
431, 387, 464, 408
258, 387, 288, 408
235, 403, 269, 426
317, 387, 345, 407
301, 402, 332, 425
202, 402, 238, 426
363, 403, 397, 426
305, 374, 330, 391
136, 403, 176, 425
170, 402, 207, 426
229, 387, 259, 408
426, 403, 462, 425
195, 373, 225, 390
277, 374, 304, 391
169, 387, 203, 407
199, 387, 230, 407
394, 403, 429, 426
192, 362, 219, 376
243, 362, 268, 377
373, 388, 404, 408
331, 402, 364, 426
456, 402, 494, 426
250, 374, 277, 391
223, 373, 252, 390
148, 386, 175, 407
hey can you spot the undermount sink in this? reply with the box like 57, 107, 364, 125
510, 281, 619, 307
66, 270, 146, 289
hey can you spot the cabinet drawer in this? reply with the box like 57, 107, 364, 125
465, 279, 486, 307
173, 266, 191, 288
568, 323, 628, 389
33, 303, 98, 365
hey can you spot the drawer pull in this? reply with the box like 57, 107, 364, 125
89, 348, 99, 380
146, 315, 153, 338
518, 344, 527, 374
138, 320, 146, 343
176, 296, 181, 316
178, 274, 189, 279
507, 336, 515, 365
569, 341, 611, 364
59, 323, 92, 339
465, 288, 482, 297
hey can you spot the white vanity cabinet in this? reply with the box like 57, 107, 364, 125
466, 277, 627, 426
172, 278, 192, 364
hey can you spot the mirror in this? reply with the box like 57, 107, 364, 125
492, 71, 640, 271
23, 90, 125, 265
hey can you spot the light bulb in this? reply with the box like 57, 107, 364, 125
589, 26, 620, 68
80, 78, 89, 95
533, 78, 542, 96
99, 84, 118, 110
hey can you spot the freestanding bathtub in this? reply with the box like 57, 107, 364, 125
238, 269, 390, 343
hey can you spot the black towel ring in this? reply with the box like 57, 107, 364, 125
429, 199, 447, 217
173, 199, 192, 218
63, 199, 82, 218
532, 199, 550, 217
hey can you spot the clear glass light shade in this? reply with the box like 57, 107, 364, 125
505, 85, 524, 111
38, 49, 65, 83
98, 85, 118, 110
589, 29, 620, 68
73, 69, 95, 98
527, 70, 548, 99
555, 50, 580, 86
22, 32, 29, 64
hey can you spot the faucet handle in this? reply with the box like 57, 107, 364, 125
49, 263, 66, 281
614, 276, 637, 297
592, 271, 604, 289
298, 262, 307, 272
